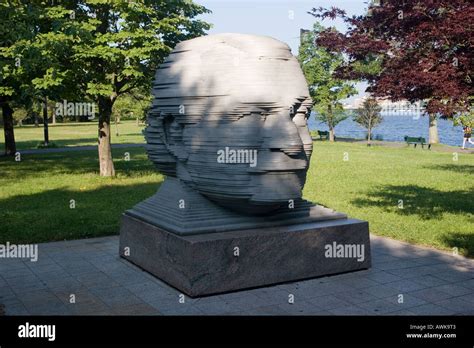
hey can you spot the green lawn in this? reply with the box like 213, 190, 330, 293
0, 147, 162, 243
0, 120, 145, 151
305, 142, 474, 257
0, 142, 473, 256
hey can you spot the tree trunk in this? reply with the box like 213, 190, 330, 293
43, 97, 49, 145
428, 113, 439, 144
328, 107, 335, 142
115, 115, 119, 136
2, 103, 16, 156
98, 98, 115, 176
51, 103, 56, 124
367, 127, 372, 146
329, 127, 335, 142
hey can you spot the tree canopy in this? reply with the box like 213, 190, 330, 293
309, 0, 473, 117
1, 0, 211, 170
353, 97, 383, 145
298, 23, 357, 141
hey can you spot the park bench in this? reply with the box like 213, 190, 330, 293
404, 136, 431, 149
317, 130, 330, 140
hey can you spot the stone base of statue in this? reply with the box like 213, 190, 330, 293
119, 185, 371, 297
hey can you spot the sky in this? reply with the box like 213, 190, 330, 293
195, 0, 370, 102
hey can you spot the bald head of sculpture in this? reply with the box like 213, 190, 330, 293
145, 33, 313, 215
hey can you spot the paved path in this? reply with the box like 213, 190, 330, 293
18, 143, 144, 155
1, 235, 473, 315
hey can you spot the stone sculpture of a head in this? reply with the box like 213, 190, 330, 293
145, 33, 313, 215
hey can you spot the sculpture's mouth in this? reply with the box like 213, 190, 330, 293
197, 168, 307, 216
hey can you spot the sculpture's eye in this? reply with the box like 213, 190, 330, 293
290, 102, 310, 125
290, 97, 312, 123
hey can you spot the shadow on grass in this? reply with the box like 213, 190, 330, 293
352, 184, 474, 219
441, 233, 474, 258
0, 138, 102, 153
3, 137, 143, 152
423, 164, 474, 174
0, 181, 162, 244
0, 147, 154, 178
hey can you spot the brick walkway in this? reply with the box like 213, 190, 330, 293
1, 235, 473, 315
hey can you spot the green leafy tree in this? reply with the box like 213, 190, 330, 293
0, 0, 33, 155
27, 2, 82, 144
1, 0, 210, 173
353, 97, 383, 146
298, 23, 356, 142
310, 1, 473, 145
1, 1, 83, 151
113, 90, 152, 122
453, 113, 474, 128
111, 90, 151, 136
453, 97, 474, 128
68, 0, 211, 176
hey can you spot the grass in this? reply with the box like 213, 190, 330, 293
0, 147, 163, 243
0, 120, 145, 151
305, 142, 474, 257
0, 141, 473, 256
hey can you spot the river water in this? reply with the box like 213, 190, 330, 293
308, 113, 465, 147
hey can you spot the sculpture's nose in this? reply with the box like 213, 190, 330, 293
263, 113, 303, 152
251, 107, 311, 173
292, 110, 313, 160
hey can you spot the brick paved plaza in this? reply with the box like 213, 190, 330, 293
1, 235, 473, 316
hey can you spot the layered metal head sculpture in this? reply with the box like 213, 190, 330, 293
146, 33, 313, 215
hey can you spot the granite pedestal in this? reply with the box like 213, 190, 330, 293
119, 214, 371, 297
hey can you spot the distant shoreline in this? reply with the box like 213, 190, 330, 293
309, 114, 464, 147
311, 136, 474, 154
